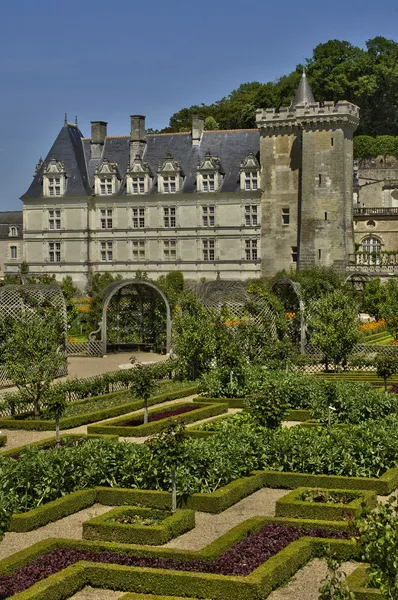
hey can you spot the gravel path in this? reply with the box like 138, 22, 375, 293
69, 588, 123, 600
268, 559, 359, 600
164, 488, 288, 550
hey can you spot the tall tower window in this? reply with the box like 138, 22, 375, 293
291, 246, 298, 263
282, 208, 290, 225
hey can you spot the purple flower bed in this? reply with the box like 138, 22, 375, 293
0, 523, 353, 597
120, 404, 198, 426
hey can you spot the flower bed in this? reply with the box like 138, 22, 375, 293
87, 402, 227, 436
275, 487, 377, 521
83, 507, 195, 545
119, 404, 200, 427
0, 522, 353, 598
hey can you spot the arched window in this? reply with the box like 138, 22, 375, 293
9, 226, 18, 237
361, 236, 381, 265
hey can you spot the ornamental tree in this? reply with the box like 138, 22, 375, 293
44, 389, 67, 444
375, 352, 398, 393
307, 290, 359, 371
2, 312, 66, 417
131, 363, 156, 424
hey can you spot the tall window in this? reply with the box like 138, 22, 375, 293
361, 236, 381, 265
132, 207, 145, 228
48, 209, 61, 230
10, 246, 17, 259
163, 207, 176, 228
132, 176, 145, 194
291, 246, 298, 263
202, 206, 215, 227
202, 174, 215, 193
49, 242, 61, 263
244, 171, 258, 191
163, 239, 176, 261
245, 239, 258, 261
100, 209, 113, 229
282, 208, 290, 225
163, 176, 176, 194
132, 240, 145, 260
48, 177, 61, 196
245, 205, 258, 226
101, 241, 113, 262
100, 178, 113, 195
202, 239, 215, 261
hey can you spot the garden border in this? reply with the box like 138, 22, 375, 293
1, 433, 119, 458
345, 565, 381, 599
83, 507, 195, 545
194, 397, 312, 422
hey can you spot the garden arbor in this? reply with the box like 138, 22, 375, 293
90, 280, 171, 355
0, 284, 68, 384
270, 275, 306, 353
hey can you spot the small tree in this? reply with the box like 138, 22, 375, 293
307, 290, 359, 371
131, 364, 156, 424
245, 388, 289, 429
318, 553, 355, 599
2, 313, 66, 417
357, 496, 398, 599
147, 422, 187, 513
375, 352, 398, 392
44, 390, 67, 444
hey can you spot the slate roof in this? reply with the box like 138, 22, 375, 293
290, 71, 315, 108
22, 123, 260, 198
0, 211, 23, 239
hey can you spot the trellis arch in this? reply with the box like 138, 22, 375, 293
0, 284, 68, 384
90, 280, 171, 355
270, 275, 306, 353
344, 272, 372, 291
194, 280, 278, 338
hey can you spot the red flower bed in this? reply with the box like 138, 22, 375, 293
120, 404, 198, 426
0, 523, 352, 597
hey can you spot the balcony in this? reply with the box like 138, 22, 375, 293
348, 251, 398, 273
354, 207, 398, 217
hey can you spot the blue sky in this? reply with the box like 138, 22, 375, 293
1, 0, 397, 209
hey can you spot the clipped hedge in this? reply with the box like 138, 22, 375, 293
0, 434, 6, 448
1, 433, 119, 458
83, 507, 195, 545
9, 489, 97, 532
0, 385, 198, 431
275, 487, 377, 521
87, 401, 226, 437
195, 396, 245, 408
346, 565, 381, 599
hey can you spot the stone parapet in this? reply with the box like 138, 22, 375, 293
256, 101, 360, 132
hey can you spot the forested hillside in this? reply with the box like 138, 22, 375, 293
159, 37, 398, 138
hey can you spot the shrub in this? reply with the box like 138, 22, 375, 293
245, 390, 289, 429
375, 352, 398, 392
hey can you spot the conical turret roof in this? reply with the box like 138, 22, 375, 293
290, 70, 315, 108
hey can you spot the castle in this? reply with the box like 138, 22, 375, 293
3, 73, 365, 288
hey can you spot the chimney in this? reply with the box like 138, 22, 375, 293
130, 115, 146, 161
192, 115, 204, 146
90, 121, 107, 159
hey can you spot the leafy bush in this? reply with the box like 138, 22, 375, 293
200, 365, 272, 398
375, 352, 398, 392
245, 390, 289, 429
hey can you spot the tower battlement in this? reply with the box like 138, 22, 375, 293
256, 100, 360, 131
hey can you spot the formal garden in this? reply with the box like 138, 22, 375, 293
2, 268, 398, 599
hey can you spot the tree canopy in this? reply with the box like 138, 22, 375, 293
161, 37, 398, 138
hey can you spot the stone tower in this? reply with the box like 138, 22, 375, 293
256, 72, 360, 276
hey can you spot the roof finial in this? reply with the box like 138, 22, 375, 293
75, 116, 78, 126
64, 113, 67, 126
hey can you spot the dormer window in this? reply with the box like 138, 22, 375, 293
240, 152, 260, 192
9, 226, 18, 237
94, 159, 120, 196
43, 157, 66, 197
126, 155, 152, 195
157, 154, 183, 194
197, 152, 222, 193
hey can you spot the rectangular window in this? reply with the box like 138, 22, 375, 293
163, 239, 176, 261
10, 246, 17, 259
48, 209, 61, 230
202, 205, 215, 227
163, 207, 176, 228
318, 249, 322, 259
245, 204, 258, 226
100, 241, 113, 262
100, 209, 113, 229
48, 178, 61, 196
318, 174, 322, 186
202, 174, 215, 192
100, 178, 113, 195
132, 240, 145, 261
324, 212, 328, 221
163, 176, 176, 194
132, 176, 145, 194
49, 242, 61, 263
244, 171, 258, 191
282, 208, 290, 225
132, 207, 145, 228
245, 239, 258, 261
202, 239, 215, 261
292, 246, 298, 263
